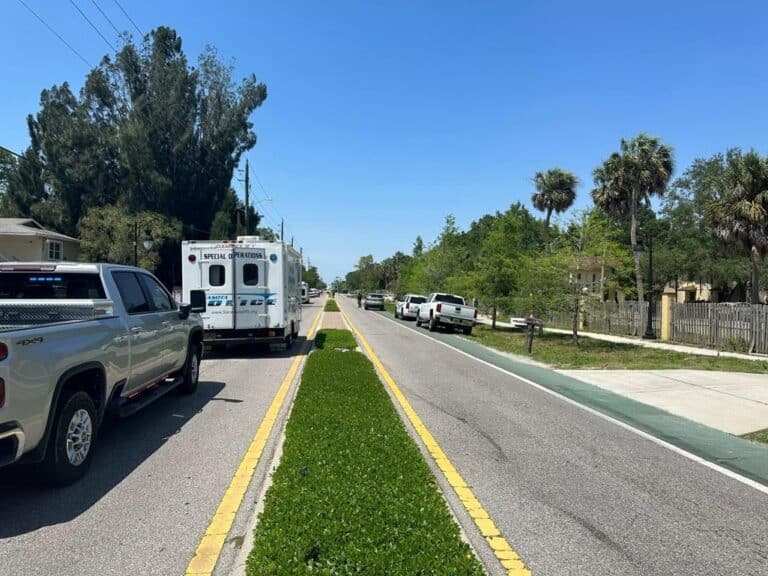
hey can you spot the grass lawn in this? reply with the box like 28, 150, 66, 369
466, 324, 768, 373
384, 301, 396, 314
314, 328, 357, 350
742, 428, 768, 445
323, 298, 340, 312
247, 329, 485, 575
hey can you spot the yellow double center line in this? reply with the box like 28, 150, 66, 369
339, 305, 531, 576
185, 310, 324, 575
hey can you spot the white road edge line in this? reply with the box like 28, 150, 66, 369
366, 309, 768, 496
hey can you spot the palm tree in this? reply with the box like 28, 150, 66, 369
592, 134, 674, 303
707, 150, 768, 305
532, 168, 579, 239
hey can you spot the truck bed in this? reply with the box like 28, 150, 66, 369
0, 300, 115, 332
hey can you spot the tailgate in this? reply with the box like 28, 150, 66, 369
440, 304, 475, 319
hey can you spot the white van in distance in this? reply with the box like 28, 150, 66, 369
181, 236, 303, 348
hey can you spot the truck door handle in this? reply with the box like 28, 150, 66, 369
131, 327, 142, 334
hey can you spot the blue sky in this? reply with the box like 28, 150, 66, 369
3, 1, 768, 282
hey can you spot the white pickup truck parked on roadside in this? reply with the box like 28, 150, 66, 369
0, 262, 203, 485
416, 293, 477, 335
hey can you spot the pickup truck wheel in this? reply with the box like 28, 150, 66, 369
42, 390, 98, 486
428, 315, 437, 332
462, 326, 473, 335
179, 345, 201, 395
415, 316, 422, 327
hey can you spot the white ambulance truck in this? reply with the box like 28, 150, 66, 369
181, 236, 302, 348
301, 281, 310, 304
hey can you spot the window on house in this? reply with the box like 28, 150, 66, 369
48, 241, 62, 260
577, 273, 581, 281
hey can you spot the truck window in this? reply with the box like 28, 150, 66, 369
434, 294, 464, 305
243, 263, 259, 285
209, 265, 225, 287
0, 272, 105, 299
410, 296, 426, 304
140, 275, 174, 311
113, 272, 151, 315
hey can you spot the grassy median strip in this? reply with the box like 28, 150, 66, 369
466, 324, 768, 373
314, 328, 357, 350
246, 329, 485, 576
324, 298, 340, 312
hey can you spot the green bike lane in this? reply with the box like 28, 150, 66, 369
378, 309, 768, 488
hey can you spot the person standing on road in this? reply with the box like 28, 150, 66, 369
357, 292, 363, 308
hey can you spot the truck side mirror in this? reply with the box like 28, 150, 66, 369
190, 290, 207, 313
178, 303, 192, 320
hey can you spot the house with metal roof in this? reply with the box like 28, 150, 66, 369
0, 218, 80, 262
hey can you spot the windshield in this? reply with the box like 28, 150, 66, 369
368, 294, 384, 300
434, 294, 464, 305
0, 273, 106, 299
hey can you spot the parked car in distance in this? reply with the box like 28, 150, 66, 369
416, 292, 476, 334
364, 293, 386, 310
0, 262, 204, 486
395, 294, 427, 320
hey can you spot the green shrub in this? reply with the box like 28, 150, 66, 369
324, 299, 340, 312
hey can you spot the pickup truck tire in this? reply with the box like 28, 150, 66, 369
42, 390, 98, 486
462, 326, 473, 335
428, 315, 438, 332
179, 345, 201, 395
415, 316, 422, 327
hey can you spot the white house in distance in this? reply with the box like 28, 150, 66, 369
0, 218, 80, 262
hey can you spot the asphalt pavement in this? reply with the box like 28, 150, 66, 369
0, 301, 323, 576
341, 297, 768, 576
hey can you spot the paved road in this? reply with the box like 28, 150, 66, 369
341, 298, 768, 576
0, 301, 323, 576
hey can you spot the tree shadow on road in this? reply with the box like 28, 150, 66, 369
0, 380, 225, 538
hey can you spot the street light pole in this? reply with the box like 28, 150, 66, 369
643, 232, 656, 340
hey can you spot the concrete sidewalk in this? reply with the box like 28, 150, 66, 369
476, 314, 765, 362
559, 369, 768, 435
476, 314, 768, 436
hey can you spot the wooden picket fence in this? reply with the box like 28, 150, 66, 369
544, 301, 660, 338
544, 300, 768, 354
671, 302, 768, 354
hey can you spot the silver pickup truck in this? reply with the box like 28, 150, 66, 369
0, 262, 203, 485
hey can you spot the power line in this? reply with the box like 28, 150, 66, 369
112, 0, 143, 37
252, 172, 291, 237
90, 0, 120, 35
68, 0, 116, 52
0, 145, 21, 158
17, 0, 92, 67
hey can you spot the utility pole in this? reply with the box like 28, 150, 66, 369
244, 159, 250, 234
280, 219, 284, 242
